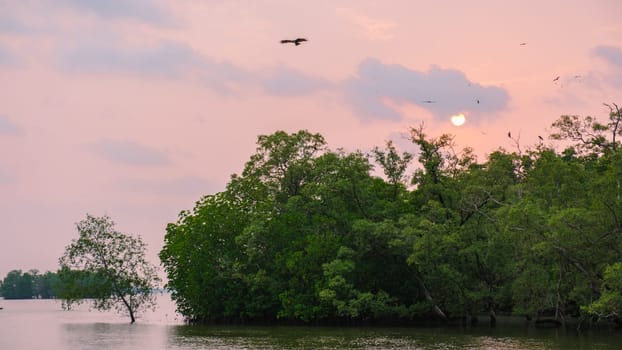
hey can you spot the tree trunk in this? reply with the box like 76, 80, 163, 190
489, 308, 497, 327
119, 294, 136, 324
416, 276, 448, 322
467, 312, 479, 326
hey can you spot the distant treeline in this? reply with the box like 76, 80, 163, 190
160, 108, 622, 327
0, 270, 58, 299
0, 268, 108, 300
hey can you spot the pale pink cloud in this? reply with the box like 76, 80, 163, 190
335, 7, 397, 41
117, 176, 219, 198
61, 0, 174, 25
92, 139, 171, 166
0, 44, 20, 66
58, 36, 333, 96
0, 114, 22, 134
343, 58, 509, 123
0, 12, 30, 33
260, 65, 333, 96
593, 45, 622, 87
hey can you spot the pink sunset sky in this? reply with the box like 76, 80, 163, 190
1, 0, 621, 278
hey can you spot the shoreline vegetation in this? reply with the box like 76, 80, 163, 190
3, 108, 622, 330
159, 110, 622, 329
0, 294, 619, 331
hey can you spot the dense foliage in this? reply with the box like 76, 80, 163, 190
59, 214, 161, 323
160, 108, 622, 326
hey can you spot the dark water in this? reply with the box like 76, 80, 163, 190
1, 296, 621, 349
170, 325, 621, 350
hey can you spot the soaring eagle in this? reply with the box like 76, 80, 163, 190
281, 38, 307, 46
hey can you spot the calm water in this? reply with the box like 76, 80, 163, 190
0, 295, 621, 349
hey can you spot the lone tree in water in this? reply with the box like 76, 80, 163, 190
59, 214, 160, 323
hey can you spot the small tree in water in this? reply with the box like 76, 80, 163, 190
59, 214, 161, 323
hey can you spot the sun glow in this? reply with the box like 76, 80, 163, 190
450, 113, 466, 126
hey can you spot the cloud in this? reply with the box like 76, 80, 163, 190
594, 46, 622, 67
0, 167, 12, 184
593, 45, 622, 87
60, 39, 253, 94
336, 8, 397, 41
0, 115, 22, 134
60, 38, 335, 96
260, 65, 332, 96
0, 12, 29, 33
62, 0, 172, 25
197, 60, 252, 95
62, 40, 199, 78
92, 139, 170, 166
0, 45, 19, 67
343, 58, 509, 123
117, 176, 220, 197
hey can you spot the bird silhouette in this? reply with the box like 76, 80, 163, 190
538, 135, 544, 141
280, 38, 308, 46
476, 99, 480, 104
553, 76, 560, 82
508, 131, 512, 138
421, 100, 436, 104
520, 42, 527, 46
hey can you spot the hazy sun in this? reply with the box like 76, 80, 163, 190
450, 113, 466, 126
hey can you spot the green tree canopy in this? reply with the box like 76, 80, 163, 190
160, 111, 622, 327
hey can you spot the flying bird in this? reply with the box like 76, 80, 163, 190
280, 38, 308, 46
538, 135, 544, 141
508, 131, 512, 138
553, 76, 560, 82
520, 42, 527, 46
476, 99, 480, 104
421, 100, 436, 104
